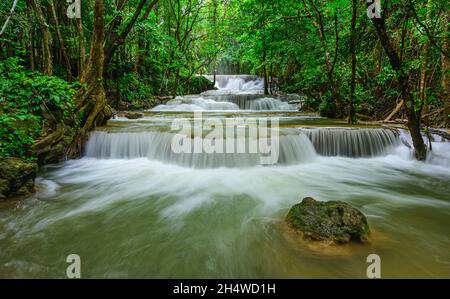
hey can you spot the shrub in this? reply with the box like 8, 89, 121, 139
0, 58, 77, 159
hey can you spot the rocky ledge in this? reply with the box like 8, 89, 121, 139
0, 157, 38, 200
124, 112, 144, 119
286, 197, 370, 244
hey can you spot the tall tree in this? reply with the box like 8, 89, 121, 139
104, 0, 159, 69
348, 0, 357, 124
69, 0, 109, 156
29, 0, 52, 75
442, 12, 450, 127
302, 0, 341, 117
367, 2, 427, 160
50, 0, 73, 81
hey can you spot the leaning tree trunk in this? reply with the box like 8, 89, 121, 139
0, 0, 19, 35
368, 3, 427, 160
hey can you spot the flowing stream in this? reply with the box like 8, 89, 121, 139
1, 75, 449, 278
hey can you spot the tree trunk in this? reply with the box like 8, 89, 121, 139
263, 45, 269, 95
172, 69, 180, 97
348, 0, 357, 124
29, 0, 52, 75
0, 0, 19, 35
69, 0, 109, 157
27, 5, 35, 71
50, 0, 73, 82
368, 3, 426, 160
104, 0, 157, 70
305, 0, 341, 117
419, 0, 432, 126
212, 0, 218, 86
77, 17, 86, 77
442, 13, 450, 127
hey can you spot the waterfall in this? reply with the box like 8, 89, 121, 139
84, 131, 316, 168
301, 128, 400, 157
149, 74, 297, 111
201, 94, 265, 109
151, 95, 297, 111
204, 75, 264, 91
152, 97, 240, 111
249, 98, 297, 111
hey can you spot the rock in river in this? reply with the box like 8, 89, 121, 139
0, 157, 38, 199
286, 197, 370, 243
124, 112, 144, 119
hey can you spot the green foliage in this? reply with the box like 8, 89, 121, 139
180, 76, 215, 95
0, 113, 41, 160
0, 58, 76, 116
0, 58, 77, 159
118, 73, 154, 102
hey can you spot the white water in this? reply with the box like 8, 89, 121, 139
84, 126, 450, 169
301, 128, 400, 157
249, 97, 297, 111
152, 97, 240, 111
205, 75, 264, 92
151, 95, 297, 112
85, 131, 317, 168
398, 129, 450, 167
1, 149, 449, 278
151, 75, 297, 112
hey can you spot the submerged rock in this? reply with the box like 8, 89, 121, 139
124, 112, 144, 119
286, 197, 370, 243
0, 158, 37, 199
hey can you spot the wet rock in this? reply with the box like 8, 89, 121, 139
286, 197, 370, 243
0, 157, 38, 199
157, 96, 174, 102
117, 98, 160, 111
124, 112, 144, 119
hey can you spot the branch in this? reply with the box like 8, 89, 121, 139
104, 0, 157, 67
404, 0, 450, 58
331, 9, 339, 75
0, 0, 19, 36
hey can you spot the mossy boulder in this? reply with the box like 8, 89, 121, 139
286, 197, 370, 243
0, 157, 37, 199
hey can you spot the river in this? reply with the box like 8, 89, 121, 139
1, 75, 449, 278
